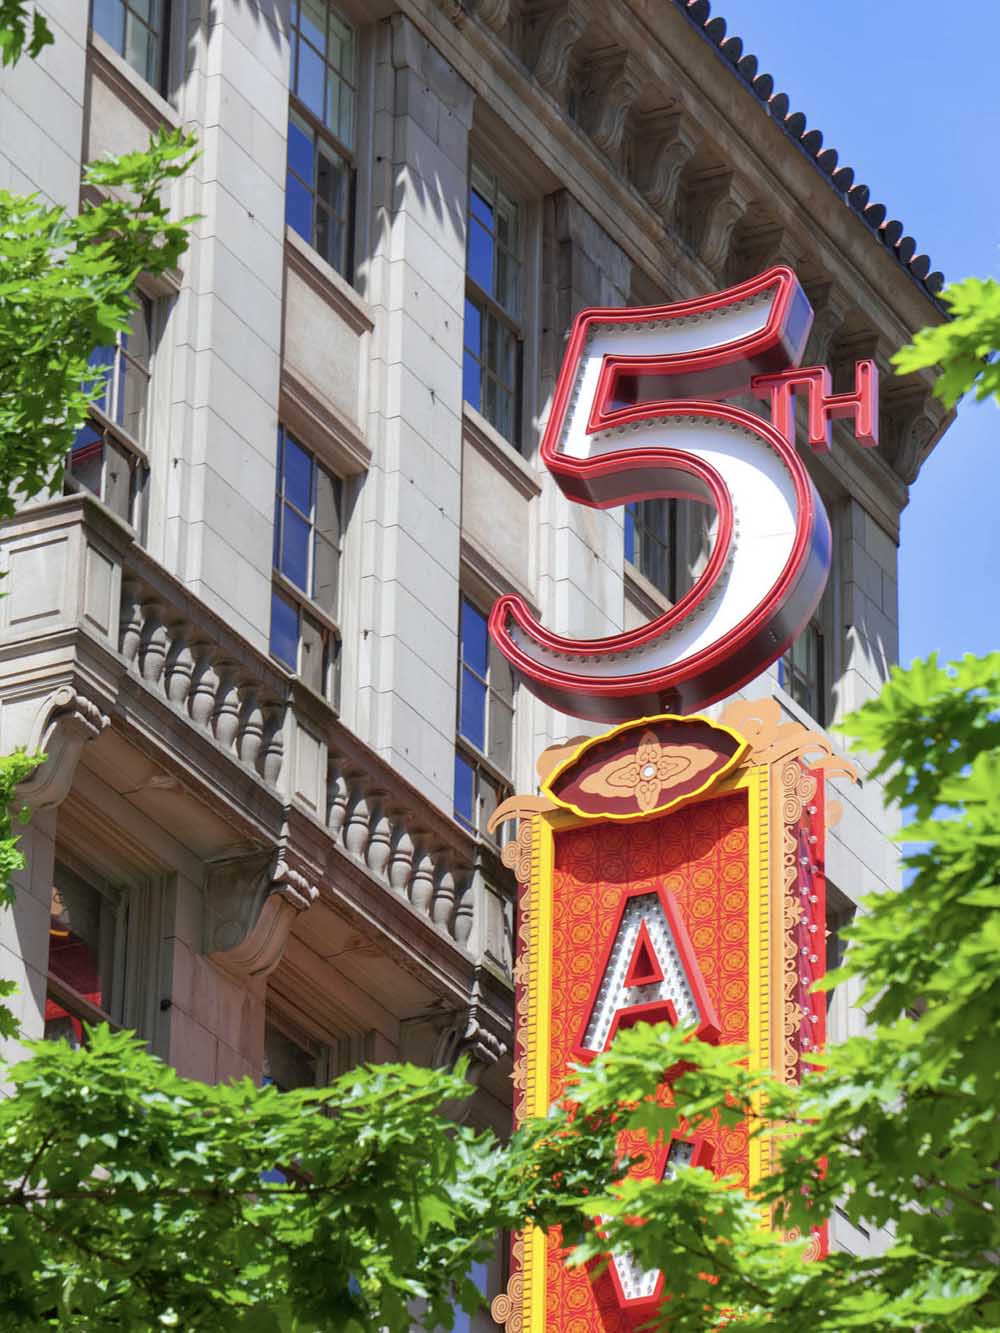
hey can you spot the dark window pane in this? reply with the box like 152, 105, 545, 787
280, 505, 311, 590
286, 171, 312, 243
296, 40, 326, 120
270, 588, 299, 669
313, 535, 339, 615
453, 751, 475, 831
317, 209, 346, 274
287, 113, 314, 185
460, 598, 488, 675
624, 505, 636, 564
70, 423, 104, 498
316, 143, 348, 214
489, 697, 513, 776
467, 218, 493, 296
264, 1021, 316, 1091
283, 433, 313, 513
92, 0, 125, 54
460, 668, 487, 751
103, 436, 133, 521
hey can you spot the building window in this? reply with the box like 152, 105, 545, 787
45, 863, 126, 1047
263, 1020, 322, 1091
454, 596, 514, 840
780, 619, 825, 723
270, 426, 344, 703
91, 0, 167, 90
463, 162, 523, 449
66, 294, 153, 533
286, 0, 356, 278
625, 500, 676, 600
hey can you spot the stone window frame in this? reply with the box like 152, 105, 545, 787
453, 592, 516, 845
64, 288, 162, 539
285, 0, 359, 283
89, 0, 170, 94
269, 423, 346, 709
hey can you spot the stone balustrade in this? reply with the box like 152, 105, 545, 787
0, 495, 513, 979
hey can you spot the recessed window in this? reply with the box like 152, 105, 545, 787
45, 863, 126, 1047
780, 619, 825, 724
454, 596, 514, 840
463, 163, 523, 448
269, 426, 344, 704
65, 294, 153, 533
625, 500, 676, 600
91, 0, 167, 90
263, 1020, 320, 1091
286, 0, 356, 278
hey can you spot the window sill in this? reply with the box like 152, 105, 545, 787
87, 30, 180, 133
624, 561, 673, 620
462, 403, 540, 499
284, 226, 374, 336
279, 366, 370, 476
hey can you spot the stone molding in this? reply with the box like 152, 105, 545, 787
206, 851, 318, 980
689, 171, 753, 275
18, 686, 109, 811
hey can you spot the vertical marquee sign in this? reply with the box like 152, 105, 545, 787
486, 269, 869, 1332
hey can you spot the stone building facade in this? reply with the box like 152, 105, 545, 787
0, 0, 951, 1308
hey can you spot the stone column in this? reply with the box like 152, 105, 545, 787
159, 0, 288, 647
359, 15, 473, 811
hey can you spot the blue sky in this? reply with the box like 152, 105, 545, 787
717, 0, 999, 664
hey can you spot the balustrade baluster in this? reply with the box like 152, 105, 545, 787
237, 683, 264, 766
409, 843, 435, 916
120, 579, 143, 665
163, 620, 195, 708
388, 819, 414, 895
138, 599, 168, 683
212, 661, 241, 751
343, 781, 371, 859
366, 795, 393, 879
259, 704, 285, 785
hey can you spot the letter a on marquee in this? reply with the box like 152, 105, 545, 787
575, 887, 719, 1059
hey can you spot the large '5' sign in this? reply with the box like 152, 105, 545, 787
488, 267, 878, 722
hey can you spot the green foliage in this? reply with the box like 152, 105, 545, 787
0, 1026, 616, 1331
893, 276, 1000, 407
0, 0, 51, 67
0, 128, 197, 517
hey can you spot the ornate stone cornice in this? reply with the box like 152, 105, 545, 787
206, 851, 318, 980
18, 686, 109, 811
803, 281, 852, 366
634, 109, 699, 227
580, 48, 643, 163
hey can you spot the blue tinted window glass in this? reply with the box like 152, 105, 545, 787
624, 504, 636, 565
86, 344, 116, 417
280, 506, 311, 590
298, 0, 326, 49
464, 297, 481, 356
467, 218, 493, 296
460, 598, 488, 675
92, 0, 125, 53
286, 172, 312, 243
453, 751, 475, 830
459, 668, 486, 750
463, 350, 481, 412
296, 40, 325, 120
287, 113, 314, 185
283, 434, 313, 513
469, 188, 493, 228
270, 589, 299, 669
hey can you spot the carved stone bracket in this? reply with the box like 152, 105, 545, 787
688, 171, 752, 275
634, 109, 699, 228
802, 281, 851, 366
432, 997, 509, 1082
206, 850, 318, 980
18, 686, 109, 811
525, 0, 589, 104
469, 0, 510, 31
579, 48, 644, 164
884, 387, 944, 485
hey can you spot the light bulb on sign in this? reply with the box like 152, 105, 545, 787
489, 267, 878, 721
